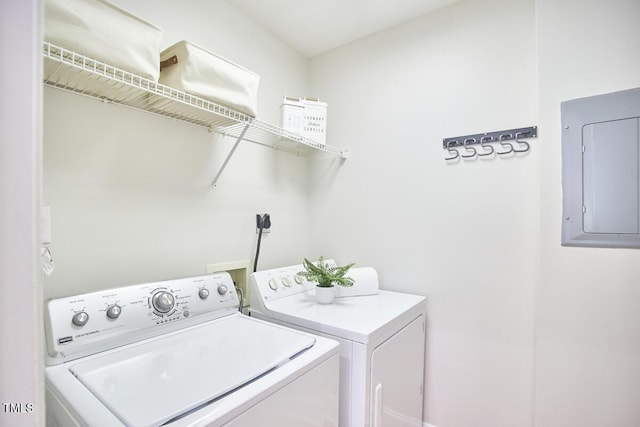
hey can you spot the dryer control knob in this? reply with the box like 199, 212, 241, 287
106, 305, 122, 319
198, 288, 210, 300
282, 277, 291, 287
217, 284, 228, 295
152, 291, 175, 313
268, 278, 279, 291
294, 275, 303, 285
72, 311, 89, 327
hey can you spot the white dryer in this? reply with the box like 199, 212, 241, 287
44, 272, 339, 427
249, 262, 427, 427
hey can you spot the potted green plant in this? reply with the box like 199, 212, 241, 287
299, 256, 355, 304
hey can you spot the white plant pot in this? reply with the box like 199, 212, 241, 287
315, 286, 335, 304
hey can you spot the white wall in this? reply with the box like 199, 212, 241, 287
308, 0, 640, 426
535, 0, 640, 426
308, 0, 538, 425
43, 0, 313, 298
0, 0, 44, 425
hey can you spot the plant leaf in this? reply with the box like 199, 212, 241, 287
299, 257, 355, 287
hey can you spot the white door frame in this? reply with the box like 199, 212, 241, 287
0, 0, 45, 425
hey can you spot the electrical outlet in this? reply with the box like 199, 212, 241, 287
256, 213, 271, 234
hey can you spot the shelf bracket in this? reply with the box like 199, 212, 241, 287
211, 123, 251, 188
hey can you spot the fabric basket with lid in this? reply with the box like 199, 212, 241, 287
159, 41, 260, 118
44, 0, 163, 82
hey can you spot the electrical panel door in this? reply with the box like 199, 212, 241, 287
561, 87, 640, 248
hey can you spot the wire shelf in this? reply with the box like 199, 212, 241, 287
42, 42, 348, 163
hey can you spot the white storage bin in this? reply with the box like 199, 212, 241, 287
281, 96, 305, 134
159, 41, 260, 117
44, 0, 163, 81
302, 97, 327, 145
281, 96, 327, 144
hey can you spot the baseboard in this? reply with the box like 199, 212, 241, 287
424, 423, 437, 427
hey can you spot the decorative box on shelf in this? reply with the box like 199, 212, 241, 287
281, 96, 327, 145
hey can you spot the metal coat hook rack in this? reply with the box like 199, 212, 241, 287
443, 126, 538, 160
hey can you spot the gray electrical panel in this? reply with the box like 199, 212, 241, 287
561, 87, 640, 248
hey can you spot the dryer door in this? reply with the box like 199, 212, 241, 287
370, 315, 425, 427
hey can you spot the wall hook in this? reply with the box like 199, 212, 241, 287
461, 138, 477, 158
513, 131, 530, 152
477, 135, 494, 156
441, 125, 537, 162
497, 134, 514, 155
445, 140, 460, 161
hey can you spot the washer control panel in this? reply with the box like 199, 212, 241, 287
45, 273, 238, 364
249, 260, 337, 305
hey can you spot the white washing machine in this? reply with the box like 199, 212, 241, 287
249, 262, 427, 427
44, 272, 340, 427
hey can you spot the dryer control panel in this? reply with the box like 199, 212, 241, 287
45, 273, 238, 364
249, 260, 337, 307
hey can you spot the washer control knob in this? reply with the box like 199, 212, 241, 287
268, 278, 279, 291
152, 291, 175, 313
106, 305, 122, 319
72, 311, 89, 327
294, 275, 303, 285
282, 277, 291, 287
198, 288, 210, 300
217, 284, 228, 295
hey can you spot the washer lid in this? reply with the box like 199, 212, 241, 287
69, 315, 315, 427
